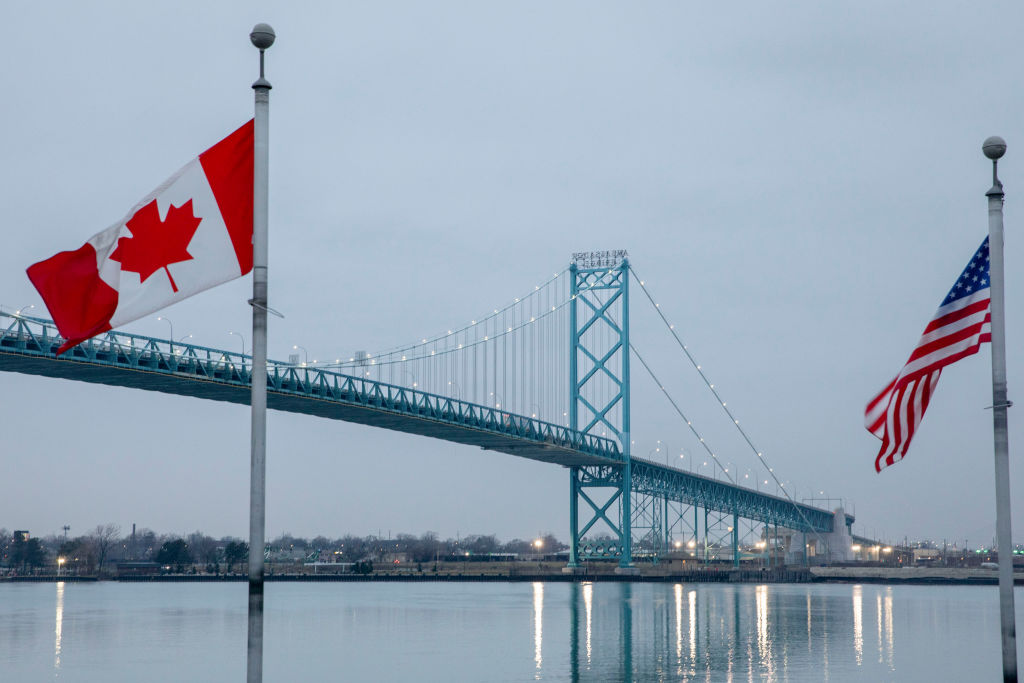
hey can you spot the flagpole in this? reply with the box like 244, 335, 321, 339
247, 22, 274, 683
983, 135, 1017, 683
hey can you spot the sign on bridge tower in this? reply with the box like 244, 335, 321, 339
567, 251, 633, 568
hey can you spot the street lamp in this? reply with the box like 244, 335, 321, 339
155, 315, 172, 339
293, 344, 309, 366
57, 557, 65, 577
647, 440, 662, 463
447, 380, 461, 401
157, 316, 178, 355
15, 304, 34, 317
172, 334, 192, 356
229, 331, 246, 356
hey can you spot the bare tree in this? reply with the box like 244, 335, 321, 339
90, 524, 121, 575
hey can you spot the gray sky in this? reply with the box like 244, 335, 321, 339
3, 2, 1024, 547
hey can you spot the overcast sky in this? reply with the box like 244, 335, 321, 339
3, 2, 1024, 548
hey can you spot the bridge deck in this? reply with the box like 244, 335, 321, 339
0, 314, 622, 468
0, 313, 849, 532
629, 458, 851, 532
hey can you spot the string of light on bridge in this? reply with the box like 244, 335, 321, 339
627, 265, 830, 545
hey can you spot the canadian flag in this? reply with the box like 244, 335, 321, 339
27, 121, 254, 354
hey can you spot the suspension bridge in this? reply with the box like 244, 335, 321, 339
0, 252, 853, 568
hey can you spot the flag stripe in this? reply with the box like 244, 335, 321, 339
923, 296, 990, 335
900, 317, 990, 379
198, 120, 254, 276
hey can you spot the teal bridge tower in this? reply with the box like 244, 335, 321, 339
0, 251, 852, 565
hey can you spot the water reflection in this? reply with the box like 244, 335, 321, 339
532, 582, 543, 671
852, 584, 863, 665
687, 589, 696, 669
54, 581, 64, 671
562, 583, 901, 681
674, 584, 682, 664
884, 587, 894, 668
583, 582, 593, 666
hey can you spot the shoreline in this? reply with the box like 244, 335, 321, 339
5, 567, 1022, 586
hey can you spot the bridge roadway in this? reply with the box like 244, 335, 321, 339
0, 313, 847, 533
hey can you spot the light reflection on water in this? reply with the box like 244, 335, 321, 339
0, 581, 1021, 681
53, 581, 64, 671
533, 581, 543, 672
852, 584, 863, 666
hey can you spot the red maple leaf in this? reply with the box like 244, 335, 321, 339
110, 199, 202, 293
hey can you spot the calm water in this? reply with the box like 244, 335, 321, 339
1, 581, 1022, 681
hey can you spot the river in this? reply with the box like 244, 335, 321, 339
1, 581, 1021, 681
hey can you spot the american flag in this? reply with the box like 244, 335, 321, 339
865, 237, 992, 472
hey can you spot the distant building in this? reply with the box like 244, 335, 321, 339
13, 530, 29, 542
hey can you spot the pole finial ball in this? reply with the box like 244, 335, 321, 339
983, 136, 1007, 160
250, 23, 276, 50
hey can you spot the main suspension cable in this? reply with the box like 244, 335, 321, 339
628, 265, 830, 544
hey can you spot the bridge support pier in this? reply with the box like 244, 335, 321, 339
568, 468, 579, 567
733, 512, 740, 568
619, 460, 633, 568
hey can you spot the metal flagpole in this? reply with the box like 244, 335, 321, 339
247, 22, 274, 683
982, 135, 1018, 683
